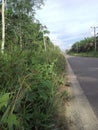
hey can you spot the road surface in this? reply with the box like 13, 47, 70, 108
67, 56, 98, 118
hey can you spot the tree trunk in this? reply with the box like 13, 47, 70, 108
1, 0, 5, 53
19, 23, 22, 48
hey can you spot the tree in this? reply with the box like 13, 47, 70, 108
69, 37, 95, 53
1, 0, 5, 53
0, 0, 45, 53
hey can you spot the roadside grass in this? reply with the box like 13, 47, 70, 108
53, 73, 70, 130
68, 50, 98, 57
0, 48, 69, 130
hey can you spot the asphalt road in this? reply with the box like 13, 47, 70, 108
67, 56, 98, 118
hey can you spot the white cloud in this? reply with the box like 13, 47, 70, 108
36, 0, 98, 50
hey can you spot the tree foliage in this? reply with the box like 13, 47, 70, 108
0, 1, 67, 130
69, 37, 97, 53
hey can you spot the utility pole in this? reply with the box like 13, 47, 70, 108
91, 26, 98, 52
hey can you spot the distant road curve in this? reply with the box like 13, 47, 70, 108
67, 56, 98, 118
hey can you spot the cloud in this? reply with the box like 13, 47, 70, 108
36, 0, 98, 50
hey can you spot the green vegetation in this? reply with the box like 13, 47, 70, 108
0, 1, 67, 130
0, 48, 67, 130
68, 36, 98, 57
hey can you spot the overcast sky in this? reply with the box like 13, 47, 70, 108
36, 0, 98, 51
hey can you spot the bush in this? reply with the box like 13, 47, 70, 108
0, 46, 66, 130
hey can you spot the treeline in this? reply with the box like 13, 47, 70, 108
68, 36, 98, 53
0, 0, 48, 52
0, 1, 67, 130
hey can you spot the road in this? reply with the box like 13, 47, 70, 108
67, 56, 98, 118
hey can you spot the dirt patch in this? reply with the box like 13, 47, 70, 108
53, 74, 71, 130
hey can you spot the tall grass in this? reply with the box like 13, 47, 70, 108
0, 46, 67, 130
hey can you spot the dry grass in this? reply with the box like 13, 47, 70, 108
53, 74, 70, 130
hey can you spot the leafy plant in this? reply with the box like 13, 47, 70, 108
0, 0, 67, 129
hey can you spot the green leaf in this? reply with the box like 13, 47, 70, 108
0, 93, 10, 109
8, 114, 19, 128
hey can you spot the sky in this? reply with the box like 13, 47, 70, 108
36, 0, 98, 51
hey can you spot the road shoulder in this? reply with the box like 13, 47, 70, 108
66, 58, 98, 130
